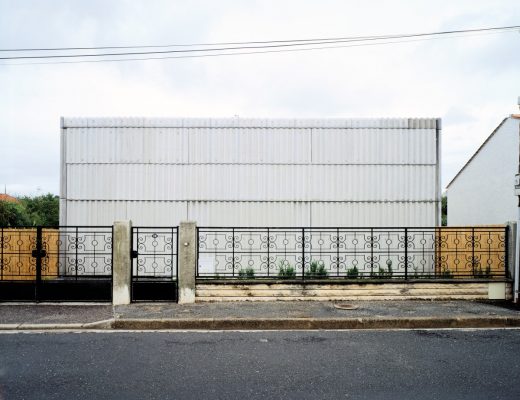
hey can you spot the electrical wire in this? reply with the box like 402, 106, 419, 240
0, 24, 518, 54
1, 25, 518, 66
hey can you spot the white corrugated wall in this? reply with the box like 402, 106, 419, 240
60, 117, 441, 227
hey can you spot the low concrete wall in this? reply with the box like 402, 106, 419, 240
196, 281, 512, 302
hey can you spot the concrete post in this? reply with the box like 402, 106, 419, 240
113, 220, 132, 305
178, 221, 197, 304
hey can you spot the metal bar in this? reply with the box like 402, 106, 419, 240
370, 228, 374, 275
404, 228, 408, 280
75, 226, 78, 279
35, 226, 42, 302
171, 227, 174, 279
196, 227, 199, 278
471, 227, 475, 274
505, 226, 509, 278
336, 228, 340, 277
232, 228, 235, 277
302, 228, 305, 280
267, 228, 270, 278
0, 227, 3, 280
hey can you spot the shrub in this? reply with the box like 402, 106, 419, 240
440, 267, 453, 278
346, 266, 359, 279
238, 268, 255, 279
278, 260, 296, 279
306, 260, 328, 279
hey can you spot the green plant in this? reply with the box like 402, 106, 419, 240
305, 260, 328, 279
440, 266, 453, 278
238, 267, 255, 279
346, 266, 359, 279
386, 260, 393, 278
278, 260, 296, 279
375, 260, 394, 279
412, 266, 419, 278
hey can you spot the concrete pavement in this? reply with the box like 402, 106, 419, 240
1, 300, 520, 330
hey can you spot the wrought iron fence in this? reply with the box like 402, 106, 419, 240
197, 227, 508, 280
132, 227, 178, 280
0, 226, 113, 281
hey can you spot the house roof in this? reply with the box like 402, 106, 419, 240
0, 194, 19, 203
446, 116, 514, 188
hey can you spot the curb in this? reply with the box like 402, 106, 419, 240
0, 319, 114, 331
2, 316, 520, 331
113, 316, 520, 330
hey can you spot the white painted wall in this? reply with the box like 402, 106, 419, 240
60, 117, 441, 227
448, 117, 520, 225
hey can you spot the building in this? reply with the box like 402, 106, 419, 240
60, 117, 441, 227
0, 194, 19, 203
447, 115, 520, 225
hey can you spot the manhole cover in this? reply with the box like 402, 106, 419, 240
333, 303, 359, 310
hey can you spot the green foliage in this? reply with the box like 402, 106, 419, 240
440, 266, 453, 278
238, 267, 255, 279
441, 195, 447, 226
305, 260, 328, 279
376, 260, 393, 278
346, 266, 359, 279
0, 201, 30, 227
19, 194, 59, 226
0, 193, 59, 227
473, 262, 492, 278
278, 260, 296, 279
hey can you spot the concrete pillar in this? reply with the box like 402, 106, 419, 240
506, 221, 517, 280
113, 220, 132, 305
178, 221, 197, 304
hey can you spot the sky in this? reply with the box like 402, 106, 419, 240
0, 0, 519, 196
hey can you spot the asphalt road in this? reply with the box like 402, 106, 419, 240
0, 329, 519, 400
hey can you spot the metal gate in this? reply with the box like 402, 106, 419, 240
0, 226, 113, 302
131, 227, 178, 302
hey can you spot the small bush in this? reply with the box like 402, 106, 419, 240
440, 267, 453, 278
306, 260, 328, 279
238, 268, 255, 279
346, 266, 359, 279
278, 260, 296, 279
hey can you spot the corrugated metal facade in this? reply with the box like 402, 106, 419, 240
60, 117, 441, 227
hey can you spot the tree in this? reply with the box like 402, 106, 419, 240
0, 201, 31, 227
19, 194, 59, 226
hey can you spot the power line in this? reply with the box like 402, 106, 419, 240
0, 25, 518, 60
3, 30, 512, 66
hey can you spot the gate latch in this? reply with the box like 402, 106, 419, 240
31, 249, 47, 258
131, 250, 138, 259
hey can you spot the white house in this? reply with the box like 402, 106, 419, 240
60, 117, 441, 227
447, 115, 520, 225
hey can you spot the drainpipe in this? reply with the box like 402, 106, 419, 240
515, 97, 520, 303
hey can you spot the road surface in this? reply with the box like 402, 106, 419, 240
0, 329, 519, 399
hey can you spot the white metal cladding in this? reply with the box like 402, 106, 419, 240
61, 117, 441, 226
63, 200, 437, 226
65, 164, 437, 201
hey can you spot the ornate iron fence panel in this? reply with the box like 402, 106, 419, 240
0, 226, 113, 301
197, 227, 508, 280
131, 227, 178, 302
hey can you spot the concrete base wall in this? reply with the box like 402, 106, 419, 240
196, 281, 512, 302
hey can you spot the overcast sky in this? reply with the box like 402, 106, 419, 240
1, 0, 519, 196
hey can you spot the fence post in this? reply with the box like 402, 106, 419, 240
506, 221, 517, 280
113, 220, 132, 305
35, 226, 43, 301
178, 221, 197, 304
404, 228, 408, 280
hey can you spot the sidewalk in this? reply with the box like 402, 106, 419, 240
1, 300, 520, 330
